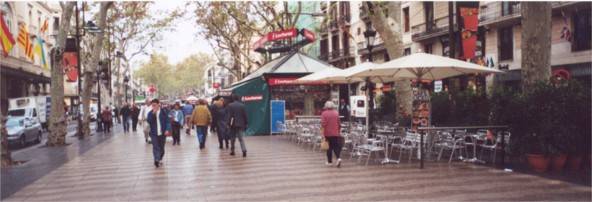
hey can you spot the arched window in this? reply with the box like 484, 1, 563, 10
1, 3, 13, 33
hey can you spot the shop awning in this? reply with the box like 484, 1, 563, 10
235, 51, 336, 86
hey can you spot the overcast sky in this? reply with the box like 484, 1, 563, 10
131, 1, 213, 69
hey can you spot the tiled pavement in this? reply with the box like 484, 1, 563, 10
3, 131, 591, 201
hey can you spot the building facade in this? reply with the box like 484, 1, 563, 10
1, 2, 60, 114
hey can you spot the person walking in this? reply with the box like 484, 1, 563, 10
139, 100, 152, 144
213, 98, 230, 149
190, 99, 211, 149
321, 101, 342, 167
113, 106, 121, 124
227, 94, 248, 157
182, 100, 194, 135
131, 103, 140, 132
147, 99, 171, 168
101, 106, 113, 133
191, 99, 211, 149
120, 103, 131, 133
170, 102, 184, 145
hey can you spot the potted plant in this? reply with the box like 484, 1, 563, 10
510, 83, 560, 173
561, 80, 592, 171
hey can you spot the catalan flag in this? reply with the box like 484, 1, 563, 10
40, 19, 48, 34
17, 24, 34, 60
0, 13, 15, 56
34, 37, 47, 69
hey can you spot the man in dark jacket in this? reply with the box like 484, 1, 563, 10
130, 103, 140, 132
147, 99, 171, 168
227, 94, 248, 157
120, 103, 131, 133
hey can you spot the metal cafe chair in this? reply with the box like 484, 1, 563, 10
479, 131, 511, 164
393, 132, 421, 163
437, 133, 467, 163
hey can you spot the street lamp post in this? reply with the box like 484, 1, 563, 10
75, 1, 102, 136
364, 25, 377, 136
124, 74, 130, 103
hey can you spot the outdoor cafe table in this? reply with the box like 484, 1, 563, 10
417, 125, 509, 169
373, 127, 401, 164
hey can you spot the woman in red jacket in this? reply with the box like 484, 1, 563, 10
321, 101, 342, 167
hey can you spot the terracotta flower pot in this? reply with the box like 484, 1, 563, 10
567, 154, 583, 171
550, 154, 567, 172
526, 154, 550, 173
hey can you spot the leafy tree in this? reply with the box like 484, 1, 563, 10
135, 53, 213, 98
192, 2, 302, 81
47, 2, 76, 145
79, 2, 113, 138
361, 2, 412, 122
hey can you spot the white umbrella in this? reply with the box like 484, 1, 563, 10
348, 52, 504, 167
355, 52, 504, 80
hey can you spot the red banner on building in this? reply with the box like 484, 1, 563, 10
460, 8, 479, 31
460, 7, 479, 60
63, 52, 78, 82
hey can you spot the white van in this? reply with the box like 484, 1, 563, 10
8, 96, 50, 130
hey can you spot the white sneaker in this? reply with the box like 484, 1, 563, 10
325, 162, 333, 166
336, 159, 342, 168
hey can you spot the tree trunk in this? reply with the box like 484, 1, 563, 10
47, 2, 75, 146
364, 2, 412, 121
81, 2, 113, 138
1, 113, 12, 167
521, 2, 552, 90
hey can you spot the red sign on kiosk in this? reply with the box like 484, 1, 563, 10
242, 95, 263, 102
267, 77, 326, 86
269, 28, 298, 41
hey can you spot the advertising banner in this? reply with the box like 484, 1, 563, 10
63, 52, 78, 82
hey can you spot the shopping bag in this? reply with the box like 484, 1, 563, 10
321, 137, 329, 151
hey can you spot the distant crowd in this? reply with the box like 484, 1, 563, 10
98, 94, 249, 168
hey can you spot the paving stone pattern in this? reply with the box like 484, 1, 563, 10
4, 132, 591, 201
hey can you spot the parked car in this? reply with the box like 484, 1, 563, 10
6, 116, 43, 147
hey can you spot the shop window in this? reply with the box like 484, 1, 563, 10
498, 26, 513, 61
424, 43, 433, 54
404, 48, 411, 55
572, 10, 591, 51
403, 7, 410, 32
424, 2, 434, 32
340, 1, 351, 22
342, 32, 349, 55
332, 35, 339, 57
501, 2, 519, 16
53, 17, 59, 32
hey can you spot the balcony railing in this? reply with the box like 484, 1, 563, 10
479, 3, 521, 25
479, 2, 579, 26
329, 47, 356, 62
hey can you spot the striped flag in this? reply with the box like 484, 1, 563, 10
17, 24, 34, 60
40, 19, 48, 34
34, 37, 47, 69
0, 13, 15, 56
